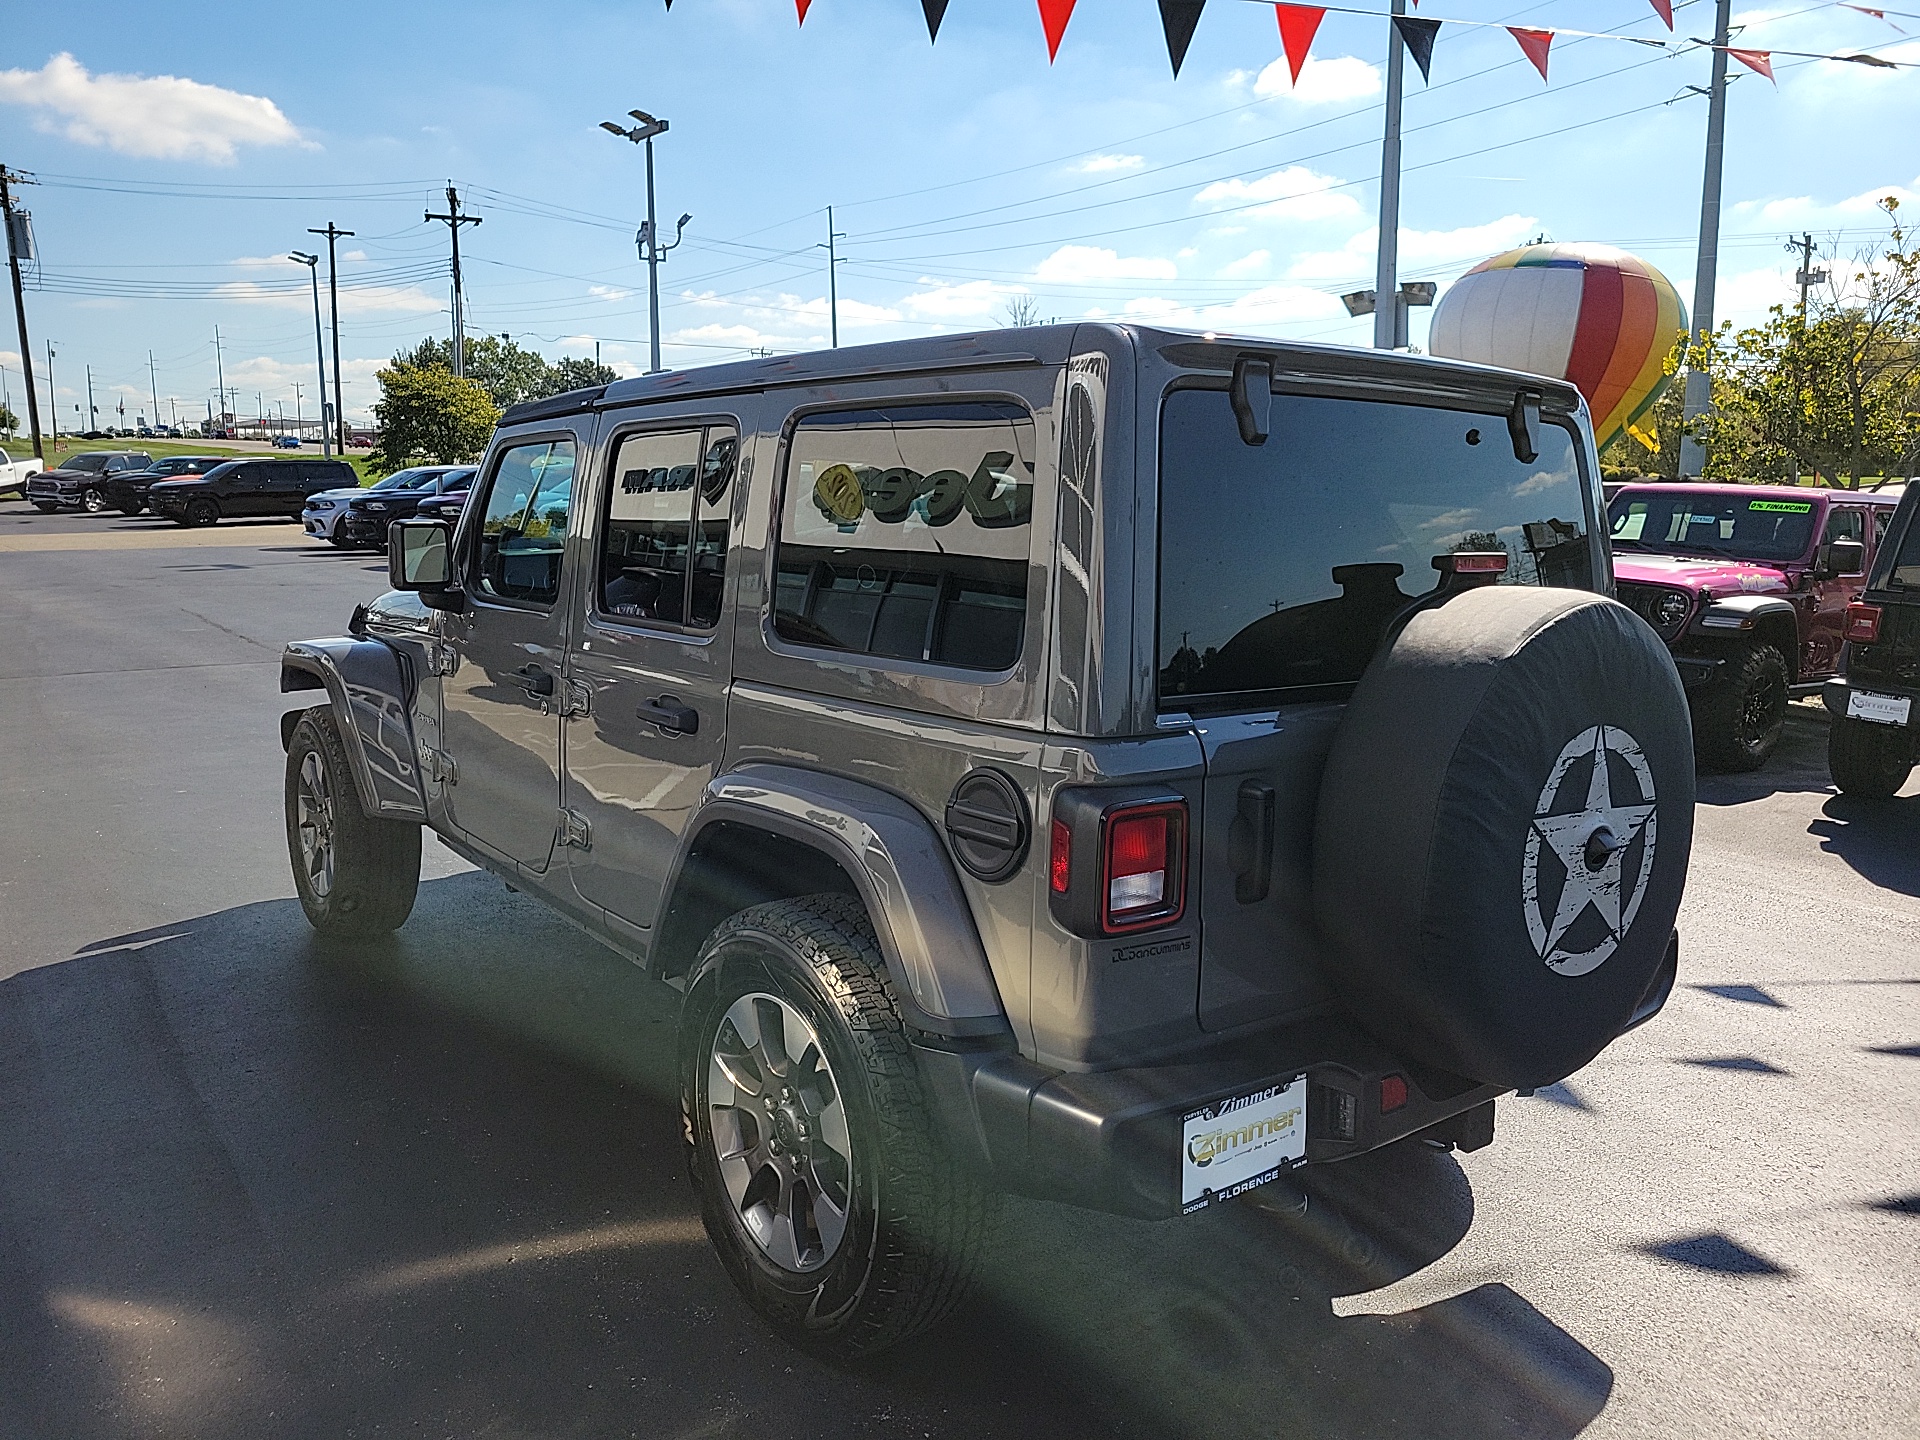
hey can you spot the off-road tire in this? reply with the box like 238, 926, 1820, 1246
284, 708, 420, 937
681, 894, 992, 1359
81, 488, 108, 514
1692, 643, 1789, 772
32, 502, 58, 513
1828, 716, 1914, 799
182, 497, 220, 528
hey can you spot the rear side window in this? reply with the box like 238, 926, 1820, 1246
1158, 387, 1592, 709
1889, 504, 1920, 588
597, 425, 737, 628
774, 402, 1035, 672
473, 439, 576, 607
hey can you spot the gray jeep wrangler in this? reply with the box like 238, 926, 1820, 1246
280, 324, 1694, 1356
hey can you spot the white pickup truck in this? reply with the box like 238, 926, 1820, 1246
0, 445, 43, 496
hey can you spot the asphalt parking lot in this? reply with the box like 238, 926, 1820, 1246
0, 504, 1915, 1440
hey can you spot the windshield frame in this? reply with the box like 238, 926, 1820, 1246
1153, 375, 1602, 714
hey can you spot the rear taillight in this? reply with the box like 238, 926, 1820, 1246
1049, 819, 1072, 894
1101, 801, 1186, 933
1845, 602, 1883, 644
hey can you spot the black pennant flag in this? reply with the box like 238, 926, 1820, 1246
1159, 0, 1206, 77
923, 0, 950, 42
1392, 15, 1441, 82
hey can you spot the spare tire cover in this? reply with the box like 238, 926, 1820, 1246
1312, 586, 1693, 1090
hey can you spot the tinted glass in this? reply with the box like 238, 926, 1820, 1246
1158, 388, 1591, 707
1609, 490, 1816, 563
1889, 503, 1920, 588
774, 403, 1034, 672
199, 462, 240, 482
473, 440, 574, 606
67, 455, 111, 473
601, 428, 700, 624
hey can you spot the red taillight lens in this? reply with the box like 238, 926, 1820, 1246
1380, 1075, 1408, 1113
1845, 602, 1883, 644
1101, 802, 1186, 932
1049, 819, 1072, 894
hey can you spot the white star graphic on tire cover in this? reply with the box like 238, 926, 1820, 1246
1527, 726, 1657, 973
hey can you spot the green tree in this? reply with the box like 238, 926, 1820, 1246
368, 362, 500, 474
391, 336, 619, 407
0, 402, 18, 437
549, 356, 620, 392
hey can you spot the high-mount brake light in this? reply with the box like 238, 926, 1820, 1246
1380, 1075, 1409, 1113
1101, 801, 1187, 933
1433, 551, 1509, 577
1845, 602, 1883, 644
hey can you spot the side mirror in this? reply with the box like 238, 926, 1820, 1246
1823, 538, 1867, 577
388, 518, 463, 610
1230, 354, 1273, 446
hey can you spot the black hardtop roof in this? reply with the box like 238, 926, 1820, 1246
495, 323, 1587, 428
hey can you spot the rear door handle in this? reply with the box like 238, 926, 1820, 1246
512, 663, 555, 697
638, 696, 698, 736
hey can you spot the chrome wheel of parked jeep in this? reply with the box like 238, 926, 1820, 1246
706, 992, 853, 1272
295, 749, 336, 899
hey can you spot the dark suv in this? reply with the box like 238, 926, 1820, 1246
151, 457, 359, 527
1825, 483, 1919, 796
100, 455, 229, 515
339, 465, 475, 550
279, 325, 1694, 1356
26, 452, 154, 512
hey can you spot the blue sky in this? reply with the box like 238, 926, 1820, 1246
1, 0, 1915, 430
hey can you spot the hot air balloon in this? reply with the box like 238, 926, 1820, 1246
1428, 243, 1688, 451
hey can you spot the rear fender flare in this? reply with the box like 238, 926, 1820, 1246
662, 764, 1011, 1039
280, 639, 427, 821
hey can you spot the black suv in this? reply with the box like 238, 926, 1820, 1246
100, 455, 228, 515
1825, 483, 1919, 796
26, 452, 155, 512
339, 465, 475, 550
151, 458, 359, 527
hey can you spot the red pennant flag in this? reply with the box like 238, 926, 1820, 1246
1275, 5, 1327, 85
1039, 0, 1078, 62
1729, 47, 1775, 82
1508, 27, 1553, 80
1649, 0, 1673, 29
796, 0, 812, 24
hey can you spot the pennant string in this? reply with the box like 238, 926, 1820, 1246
1275, 4, 1328, 84
1508, 26, 1553, 80
1393, 14, 1441, 82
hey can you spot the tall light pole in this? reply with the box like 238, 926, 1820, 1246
45, 339, 56, 446
1372, 0, 1408, 349
290, 251, 332, 457
85, 363, 96, 433
308, 222, 353, 451
147, 350, 160, 432
601, 110, 690, 374
2, 164, 44, 459
1678, 0, 1733, 479
213, 325, 228, 435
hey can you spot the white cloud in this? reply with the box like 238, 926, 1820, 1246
1251, 54, 1381, 105
1074, 153, 1145, 174
1194, 166, 1361, 223
212, 280, 442, 315
1034, 245, 1178, 283
1110, 284, 1346, 333
899, 280, 1028, 320
1287, 214, 1538, 282
0, 53, 306, 163
1219, 249, 1273, 279
587, 284, 634, 302
1732, 178, 1919, 229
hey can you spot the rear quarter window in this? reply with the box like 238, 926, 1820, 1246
1157, 387, 1592, 709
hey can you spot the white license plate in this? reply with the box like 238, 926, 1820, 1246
1847, 690, 1913, 727
1181, 1075, 1307, 1214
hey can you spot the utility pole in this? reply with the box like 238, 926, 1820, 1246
85, 363, 96, 434
821, 206, 847, 348
1789, 231, 1828, 318
308, 222, 353, 451
147, 351, 160, 431
601, 111, 688, 374
1678, 0, 1733, 479
213, 325, 228, 435
424, 187, 481, 376
46, 340, 56, 446
1372, 0, 1408, 349
290, 251, 332, 456
1, 165, 44, 458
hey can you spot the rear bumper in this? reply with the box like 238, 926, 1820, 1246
1824, 677, 1919, 739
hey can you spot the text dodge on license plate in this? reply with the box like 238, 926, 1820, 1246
1180, 1075, 1307, 1213
1847, 689, 1913, 727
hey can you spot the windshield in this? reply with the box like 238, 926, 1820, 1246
1157, 388, 1593, 708
372, 468, 436, 491
65, 454, 112, 473
1609, 491, 1816, 563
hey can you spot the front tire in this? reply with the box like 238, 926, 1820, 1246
284, 709, 421, 937
682, 895, 991, 1358
183, 497, 220, 528
1829, 716, 1914, 798
32, 502, 59, 513
118, 503, 143, 517
81, 488, 109, 514
1692, 642, 1789, 771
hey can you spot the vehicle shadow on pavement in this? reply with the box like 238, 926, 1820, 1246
1807, 793, 1920, 898
1694, 705, 1836, 806
0, 874, 1610, 1440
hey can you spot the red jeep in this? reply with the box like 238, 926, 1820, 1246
1608, 483, 1903, 770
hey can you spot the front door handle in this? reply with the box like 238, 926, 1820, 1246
638, 696, 699, 736
512, 663, 555, 698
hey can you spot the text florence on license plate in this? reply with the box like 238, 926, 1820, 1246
1848, 690, 1913, 726
1181, 1075, 1307, 1213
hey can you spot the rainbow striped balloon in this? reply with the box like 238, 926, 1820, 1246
1428, 243, 1688, 451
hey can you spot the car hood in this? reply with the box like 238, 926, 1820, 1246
1613, 552, 1794, 597
36, 467, 101, 482
306, 487, 365, 504
148, 478, 209, 492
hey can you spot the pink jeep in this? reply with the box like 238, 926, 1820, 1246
1608, 483, 1903, 770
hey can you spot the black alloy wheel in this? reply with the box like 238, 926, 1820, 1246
182, 497, 220, 528
1693, 643, 1790, 772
